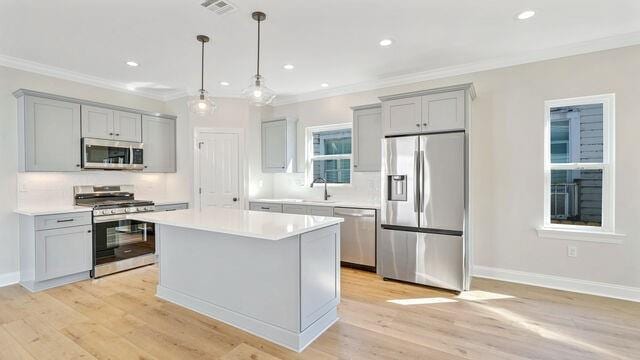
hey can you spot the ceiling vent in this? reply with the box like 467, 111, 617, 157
200, 0, 237, 15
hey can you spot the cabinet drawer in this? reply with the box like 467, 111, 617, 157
282, 204, 308, 215
35, 212, 92, 231
250, 203, 283, 213
35, 225, 93, 281
155, 203, 188, 212
307, 206, 333, 216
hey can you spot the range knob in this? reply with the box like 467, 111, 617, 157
125, 208, 134, 213
109, 209, 116, 214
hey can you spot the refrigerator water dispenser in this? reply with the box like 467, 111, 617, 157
387, 175, 407, 201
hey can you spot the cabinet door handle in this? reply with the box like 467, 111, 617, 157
415, 124, 420, 127
422, 123, 427, 126
87, 230, 92, 233
109, 132, 114, 135
57, 219, 74, 223
261, 207, 270, 210
115, 133, 120, 136
76, 164, 81, 167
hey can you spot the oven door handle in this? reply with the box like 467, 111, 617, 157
93, 214, 128, 223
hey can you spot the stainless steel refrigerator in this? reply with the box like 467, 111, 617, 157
380, 131, 468, 292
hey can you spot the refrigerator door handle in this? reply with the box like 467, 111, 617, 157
414, 150, 420, 213
420, 150, 426, 210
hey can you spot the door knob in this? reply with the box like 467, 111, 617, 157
232, 197, 238, 202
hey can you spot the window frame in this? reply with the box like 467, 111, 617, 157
543, 94, 615, 233
305, 123, 353, 186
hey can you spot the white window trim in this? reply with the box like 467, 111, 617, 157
305, 123, 353, 186
539, 94, 625, 243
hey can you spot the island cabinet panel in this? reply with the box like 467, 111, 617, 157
300, 225, 340, 330
157, 226, 301, 332
21, 96, 81, 171
142, 115, 176, 172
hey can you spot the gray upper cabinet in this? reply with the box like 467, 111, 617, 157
352, 104, 382, 172
18, 96, 81, 172
380, 84, 474, 136
262, 118, 297, 173
81, 105, 113, 139
142, 115, 176, 173
114, 111, 142, 142
382, 96, 422, 136
421, 90, 465, 132
81, 105, 142, 142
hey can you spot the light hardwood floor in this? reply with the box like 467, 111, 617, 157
0, 266, 638, 359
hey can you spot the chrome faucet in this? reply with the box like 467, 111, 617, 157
310, 177, 331, 201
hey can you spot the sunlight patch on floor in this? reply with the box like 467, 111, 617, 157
469, 302, 630, 360
387, 297, 458, 305
456, 290, 515, 301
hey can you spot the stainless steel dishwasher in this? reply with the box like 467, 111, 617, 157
333, 207, 376, 272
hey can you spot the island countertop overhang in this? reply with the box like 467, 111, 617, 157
128, 208, 344, 241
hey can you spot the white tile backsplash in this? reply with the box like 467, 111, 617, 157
17, 172, 168, 207
271, 172, 380, 203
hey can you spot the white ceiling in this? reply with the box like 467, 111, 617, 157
2, 0, 640, 103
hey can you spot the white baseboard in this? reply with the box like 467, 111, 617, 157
473, 266, 640, 303
0, 272, 20, 288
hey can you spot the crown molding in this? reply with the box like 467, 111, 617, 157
272, 31, 640, 106
0, 54, 187, 101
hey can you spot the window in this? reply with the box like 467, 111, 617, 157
306, 124, 352, 184
544, 94, 615, 232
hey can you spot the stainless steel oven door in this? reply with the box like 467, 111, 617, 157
93, 215, 155, 267
82, 138, 144, 170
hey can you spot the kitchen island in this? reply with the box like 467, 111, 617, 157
129, 208, 343, 352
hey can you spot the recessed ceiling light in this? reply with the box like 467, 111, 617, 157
283, 64, 295, 70
125, 61, 139, 67
379, 39, 393, 47
516, 10, 536, 20
220, 81, 230, 86
320, 83, 329, 88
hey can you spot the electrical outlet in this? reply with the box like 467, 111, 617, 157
567, 245, 578, 258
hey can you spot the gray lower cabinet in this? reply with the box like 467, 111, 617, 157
155, 203, 189, 212
142, 115, 176, 172
250, 202, 283, 213
19, 211, 93, 292
18, 95, 82, 171
262, 118, 297, 172
352, 104, 382, 172
35, 225, 92, 281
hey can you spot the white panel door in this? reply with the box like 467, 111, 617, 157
198, 132, 241, 209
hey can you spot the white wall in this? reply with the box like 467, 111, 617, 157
269, 45, 640, 291
0, 65, 170, 277
164, 97, 273, 208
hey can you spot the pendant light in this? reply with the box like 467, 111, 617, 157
188, 35, 216, 116
242, 11, 276, 106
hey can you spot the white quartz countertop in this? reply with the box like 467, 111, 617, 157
250, 198, 380, 210
128, 208, 344, 241
14, 206, 92, 216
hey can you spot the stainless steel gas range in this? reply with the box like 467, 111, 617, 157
74, 185, 156, 278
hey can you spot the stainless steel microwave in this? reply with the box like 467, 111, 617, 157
82, 138, 144, 170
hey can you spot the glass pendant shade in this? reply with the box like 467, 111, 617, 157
242, 75, 276, 106
188, 90, 216, 116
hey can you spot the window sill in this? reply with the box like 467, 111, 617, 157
536, 227, 626, 244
